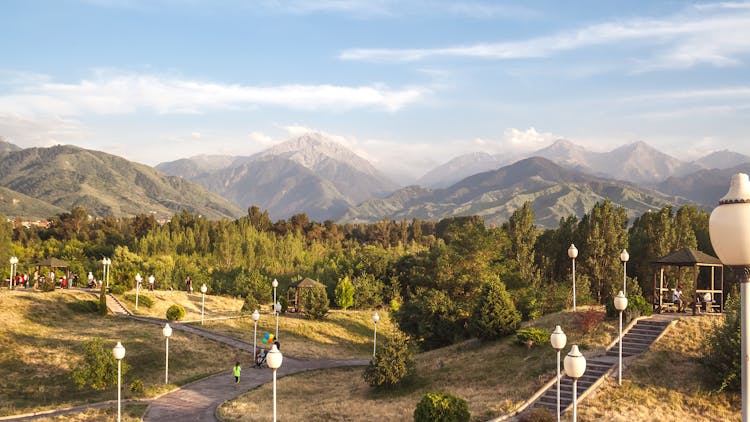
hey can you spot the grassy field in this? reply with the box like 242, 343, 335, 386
28, 404, 147, 422
578, 315, 740, 421
0, 289, 241, 417
219, 306, 618, 421
115, 288, 244, 320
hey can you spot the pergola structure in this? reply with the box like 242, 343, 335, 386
653, 247, 724, 313
286, 277, 326, 313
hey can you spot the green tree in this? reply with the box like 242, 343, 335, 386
705, 288, 740, 391
362, 330, 414, 388
334, 276, 355, 310
70, 338, 129, 390
353, 273, 385, 309
503, 201, 538, 283
395, 288, 462, 350
578, 200, 628, 303
468, 280, 521, 340
300, 286, 329, 319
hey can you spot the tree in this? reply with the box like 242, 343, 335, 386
705, 288, 740, 391
503, 202, 538, 283
395, 288, 462, 350
468, 280, 521, 340
353, 273, 384, 309
578, 200, 628, 303
362, 330, 414, 388
70, 338, 129, 390
300, 286, 329, 319
334, 276, 355, 310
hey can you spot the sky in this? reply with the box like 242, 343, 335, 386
2, 0, 750, 181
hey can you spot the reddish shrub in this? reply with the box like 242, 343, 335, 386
575, 309, 604, 331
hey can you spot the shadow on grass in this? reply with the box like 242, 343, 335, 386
366, 374, 430, 400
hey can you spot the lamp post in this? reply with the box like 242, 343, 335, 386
112, 342, 126, 422
134, 273, 142, 310
252, 309, 260, 361
200, 284, 207, 325
163, 323, 172, 384
102, 257, 111, 289
272, 278, 278, 307
568, 244, 578, 311
266, 344, 283, 422
372, 312, 380, 358
550, 326, 567, 422
274, 302, 281, 340
709, 172, 750, 422
614, 291, 629, 386
620, 249, 629, 295
9, 256, 18, 289
564, 345, 586, 422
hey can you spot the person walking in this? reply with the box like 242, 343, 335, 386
233, 361, 241, 385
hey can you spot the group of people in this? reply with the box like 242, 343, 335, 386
671, 285, 715, 313
8, 268, 83, 290
233, 340, 281, 385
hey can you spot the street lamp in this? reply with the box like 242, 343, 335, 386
614, 291, 629, 386
134, 273, 142, 310
274, 302, 282, 340
252, 309, 260, 362
272, 278, 278, 306
200, 284, 207, 325
112, 341, 126, 422
568, 244, 578, 311
163, 323, 172, 384
620, 249, 629, 295
9, 256, 18, 289
372, 312, 380, 358
709, 172, 750, 422
102, 257, 111, 288
266, 344, 283, 422
564, 345, 586, 422
550, 325, 567, 422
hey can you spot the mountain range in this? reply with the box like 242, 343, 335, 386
1, 133, 748, 227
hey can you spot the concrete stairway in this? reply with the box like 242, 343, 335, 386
106, 293, 133, 316
531, 317, 672, 415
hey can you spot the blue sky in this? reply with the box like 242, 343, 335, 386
1, 0, 749, 181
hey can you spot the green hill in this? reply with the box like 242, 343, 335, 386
0, 185, 65, 220
0, 145, 243, 220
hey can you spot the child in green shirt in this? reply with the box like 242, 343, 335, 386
233, 362, 241, 384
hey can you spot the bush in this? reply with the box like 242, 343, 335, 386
395, 288, 462, 350
240, 294, 260, 314
67, 300, 100, 313
705, 289, 740, 391
519, 407, 556, 422
109, 284, 127, 295
124, 294, 153, 308
40, 277, 56, 292
300, 287, 329, 320
363, 330, 414, 388
575, 309, 605, 331
334, 276, 355, 310
166, 304, 186, 321
413, 392, 470, 422
468, 280, 521, 341
605, 291, 652, 320
99, 282, 108, 315
129, 379, 145, 396
516, 327, 550, 349
70, 338, 129, 390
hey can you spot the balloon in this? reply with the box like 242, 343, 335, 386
269, 334, 274, 341
262, 338, 267, 344
264, 333, 270, 339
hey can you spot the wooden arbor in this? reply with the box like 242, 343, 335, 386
652, 248, 724, 313
286, 278, 326, 313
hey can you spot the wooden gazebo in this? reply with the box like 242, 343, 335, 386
653, 248, 724, 313
286, 278, 326, 313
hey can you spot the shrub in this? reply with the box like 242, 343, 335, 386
129, 379, 145, 396
124, 294, 153, 308
413, 392, 470, 422
166, 304, 186, 321
605, 291, 652, 320
363, 330, 414, 388
40, 277, 56, 292
67, 300, 100, 313
353, 274, 385, 309
240, 294, 260, 314
516, 327, 550, 349
99, 282, 108, 315
334, 276, 355, 310
575, 309, 605, 332
109, 284, 127, 295
299, 287, 329, 320
705, 289, 740, 391
70, 338, 129, 390
516, 287, 542, 321
468, 280, 521, 341
519, 407, 556, 422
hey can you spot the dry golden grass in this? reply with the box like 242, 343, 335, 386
202, 309, 396, 359
0, 289, 242, 417
578, 315, 740, 421
29, 404, 147, 422
115, 289, 243, 320
219, 306, 616, 421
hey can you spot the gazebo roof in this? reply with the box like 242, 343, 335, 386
653, 248, 722, 267
289, 278, 325, 289
35, 257, 70, 267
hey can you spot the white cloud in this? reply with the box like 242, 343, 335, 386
0, 72, 426, 116
191, 131, 201, 139
0, 112, 85, 148
339, 2, 750, 70
248, 131, 274, 145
